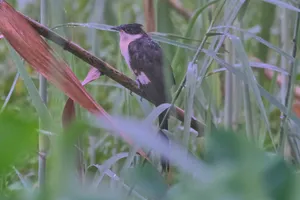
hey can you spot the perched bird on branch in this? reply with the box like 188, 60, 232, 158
112, 23, 175, 172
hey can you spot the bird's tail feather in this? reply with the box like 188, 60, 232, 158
159, 110, 170, 172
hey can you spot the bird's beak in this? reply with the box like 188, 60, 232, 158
111, 26, 121, 32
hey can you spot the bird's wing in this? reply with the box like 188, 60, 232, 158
128, 37, 174, 105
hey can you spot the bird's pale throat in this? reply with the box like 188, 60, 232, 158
119, 31, 143, 69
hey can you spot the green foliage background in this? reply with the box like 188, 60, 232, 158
1, 0, 300, 199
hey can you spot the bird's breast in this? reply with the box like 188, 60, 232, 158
119, 32, 143, 72
120, 40, 131, 68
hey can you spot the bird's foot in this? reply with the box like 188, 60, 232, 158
135, 79, 141, 89
135, 80, 144, 102
130, 80, 141, 96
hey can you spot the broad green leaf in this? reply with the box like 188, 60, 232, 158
0, 109, 37, 174
124, 162, 168, 200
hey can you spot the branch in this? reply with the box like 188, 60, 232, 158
21, 14, 205, 135
168, 0, 192, 20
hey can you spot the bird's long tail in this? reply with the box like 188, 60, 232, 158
159, 110, 170, 172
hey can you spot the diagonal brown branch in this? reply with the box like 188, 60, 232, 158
20, 13, 205, 135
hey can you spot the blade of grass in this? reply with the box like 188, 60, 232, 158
6, 42, 52, 126
203, 49, 300, 127
224, 37, 234, 129
13, 166, 32, 191
238, 17, 255, 142
171, 0, 220, 69
102, 169, 147, 200
183, 63, 197, 147
205, 62, 289, 77
263, 0, 300, 12
0, 72, 19, 113
158, 0, 227, 131
92, 115, 212, 182
230, 35, 275, 148
211, 26, 294, 60
196, 0, 241, 102
144, 103, 172, 124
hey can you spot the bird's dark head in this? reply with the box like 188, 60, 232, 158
112, 23, 145, 35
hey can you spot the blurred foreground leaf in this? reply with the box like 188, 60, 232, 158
165, 129, 300, 200
0, 108, 37, 174
124, 162, 168, 200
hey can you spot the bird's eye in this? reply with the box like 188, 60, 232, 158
125, 28, 130, 33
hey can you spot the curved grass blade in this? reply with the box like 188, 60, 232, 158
263, 0, 300, 12
52, 22, 201, 52
211, 26, 294, 61
206, 62, 289, 77
52, 22, 115, 32
197, 0, 242, 97
203, 49, 300, 127
230, 35, 275, 148
144, 103, 172, 124
183, 63, 198, 147
0, 72, 19, 113
88, 152, 129, 187
6, 43, 52, 127
92, 115, 212, 182
149, 32, 202, 42
171, 0, 220, 77
13, 166, 33, 190
104, 169, 147, 200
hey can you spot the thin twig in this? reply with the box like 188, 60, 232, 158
19, 14, 205, 134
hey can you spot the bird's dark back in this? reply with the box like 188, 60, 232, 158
128, 35, 175, 106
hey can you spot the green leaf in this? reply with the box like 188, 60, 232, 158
171, 0, 220, 81
204, 49, 300, 127
204, 129, 263, 165
0, 109, 37, 174
183, 63, 197, 146
6, 42, 52, 129
230, 35, 274, 146
263, 157, 296, 200
124, 162, 168, 200
263, 0, 300, 12
144, 103, 172, 124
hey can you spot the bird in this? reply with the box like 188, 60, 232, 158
112, 23, 175, 172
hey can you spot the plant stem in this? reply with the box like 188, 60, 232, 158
279, 5, 300, 155
38, 0, 48, 190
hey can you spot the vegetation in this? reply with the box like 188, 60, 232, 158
1, 0, 300, 199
